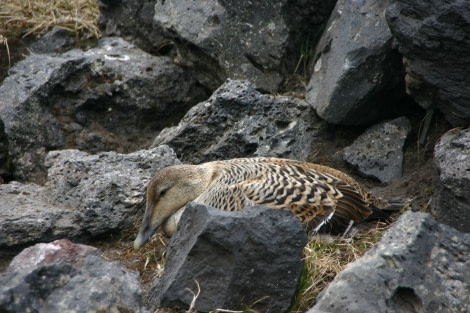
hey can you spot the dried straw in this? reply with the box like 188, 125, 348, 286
0, 0, 100, 40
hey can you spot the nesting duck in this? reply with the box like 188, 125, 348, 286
134, 157, 401, 250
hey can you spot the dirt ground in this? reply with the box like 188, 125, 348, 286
0, 38, 451, 312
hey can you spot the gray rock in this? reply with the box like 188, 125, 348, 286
0, 118, 9, 181
0, 145, 180, 254
153, 79, 327, 164
0, 181, 72, 256
305, 0, 404, 125
0, 36, 206, 183
30, 26, 75, 54
0, 239, 148, 313
386, 0, 470, 127
151, 203, 308, 312
342, 117, 411, 183
309, 211, 470, 313
44, 146, 180, 236
98, 0, 169, 55
278, 0, 338, 76
153, 0, 334, 92
432, 128, 470, 233
8, 239, 99, 271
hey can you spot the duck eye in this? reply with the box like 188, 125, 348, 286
159, 188, 168, 197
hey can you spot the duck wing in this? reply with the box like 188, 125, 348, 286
242, 165, 373, 232
193, 183, 256, 211
195, 158, 374, 233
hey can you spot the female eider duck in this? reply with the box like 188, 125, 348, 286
134, 157, 401, 250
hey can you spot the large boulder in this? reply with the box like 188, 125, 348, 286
305, 0, 405, 125
151, 203, 308, 312
153, 0, 335, 92
0, 145, 180, 255
0, 239, 148, 313
44, 145, 180, 237
0, 37, 206, 183
98, 0, 168, 55
432, 128, 470, 233
153, 79, 327, 164
386, 0, 470, 127
342, 117, 412, 183
309, 211, 470, 313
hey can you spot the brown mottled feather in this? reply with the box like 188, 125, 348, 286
135, 157, 401, 249
192, 157, 393, 233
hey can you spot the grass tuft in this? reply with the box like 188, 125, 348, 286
96, 220, 395, 313
289, 221, 391, 312
0, 0, 100, 40
0, 35, 10, 68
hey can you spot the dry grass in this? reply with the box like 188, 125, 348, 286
0, 0, 100, 40
1, 215, 399, 313
289, 221, 392, 313
96, 220, 393, 313
95, 223, 168, 290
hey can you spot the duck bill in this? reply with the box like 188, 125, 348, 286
133, 225, 157, 250
134, 208, 160, 250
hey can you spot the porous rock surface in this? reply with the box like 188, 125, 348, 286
0, 239, 148, 313
432, 128, 470, 233
309, 211, 470, 313
0, 181, 67, 256
386, 0, 470, 127
306, 0, 404, 125
98, 0, 168, 55
0, 145, 179, 255
153, 79, 327, 164
342, 116, 412, 183
152, 0, 335, 92
151, 203, 308, 312
30, 26, 75, 54
0, 36, 206, 184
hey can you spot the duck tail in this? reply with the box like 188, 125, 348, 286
366, 198, 410, 221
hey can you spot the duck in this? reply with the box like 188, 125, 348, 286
134, 157, 402, 250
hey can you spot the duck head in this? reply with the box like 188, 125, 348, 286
133, 164, 207, 250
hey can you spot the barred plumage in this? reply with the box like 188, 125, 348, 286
134, 157, 400, 250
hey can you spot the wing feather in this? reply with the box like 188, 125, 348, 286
194, 184, 254, 212
198, 157, 386, 233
